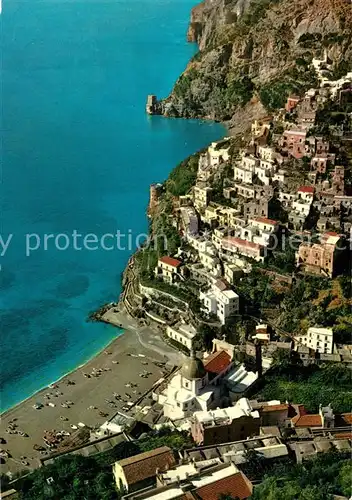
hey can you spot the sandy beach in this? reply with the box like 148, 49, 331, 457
1, 310, 185, 475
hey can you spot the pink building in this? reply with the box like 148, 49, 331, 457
222, 236, 265, 262
296, 232, 342, 278
281, 130, 306, 159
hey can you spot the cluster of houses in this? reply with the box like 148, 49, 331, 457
104, 340, 352, 499
152, 327, 346, 427
98, 66, 352, 499
149, 75, 351, 325
108, 343, 352, 499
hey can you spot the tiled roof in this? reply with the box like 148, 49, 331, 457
204, 350, 232, 375
261, 404, 289, 413
252, 217, 278, 226
334, 432, 352, 439
291, 414, 322, 427
224, 236, 262, 251
298, 185, 314, 193
342, 413, 352, 424
118, 446, 176, 485
159, 256, 182, 268
195, 472, 253, 500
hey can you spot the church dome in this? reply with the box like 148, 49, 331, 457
181, 350, 206, 380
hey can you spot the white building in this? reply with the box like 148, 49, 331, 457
258, 146, 276, 162
254, 164, 271, 185
292, 200, 312, 216
192, 398, 260, 430
187, 235, 216, 255
200, 280, 239, 324
155, 256, 182, 284
197, 140, 231, 181
234, 164, 253, 184
208, 140, 231, 166
193, 184, 212, 211
166, 323, 197, 350
199, 250, 222, 277
297, 186, 315, 202
249, 217, 279, 234
156, 349, 233, 420
295, 327, 334, 354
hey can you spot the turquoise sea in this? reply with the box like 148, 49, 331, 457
0, 0, 224, 410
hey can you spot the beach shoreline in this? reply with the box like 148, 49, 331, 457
1, 328, 124, 420
0, 308, 185, 475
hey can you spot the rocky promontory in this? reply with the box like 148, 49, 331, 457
152, 0, 351, 129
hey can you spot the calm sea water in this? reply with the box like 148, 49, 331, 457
0, 0, 224, 410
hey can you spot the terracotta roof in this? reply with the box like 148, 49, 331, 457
252, 217, 278, 226
195, 472, 253, 500
324, 231, 339, 237
204, 350, 232, 375
159, 256, 182, 268
224, 236, 262, 251
118, 446, 176, 485
334, 432, 352, 439
261, 404, 289, 413
291, 414, 322, 427
298, 186, 314, 193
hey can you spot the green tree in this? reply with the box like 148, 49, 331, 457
338, 462, 352, 497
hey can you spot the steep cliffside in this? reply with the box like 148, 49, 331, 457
160, 0, 351, 126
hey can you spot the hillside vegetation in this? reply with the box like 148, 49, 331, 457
161, 0, 352, 126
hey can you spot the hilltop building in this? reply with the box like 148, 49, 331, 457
295, 327, 334, 354
155, 256, 182, 284
166, 322, 197, 350
296, 232, 343, 277
200, 279, 239, 324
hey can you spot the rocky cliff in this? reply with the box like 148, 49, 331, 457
159, 0, 351, 128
